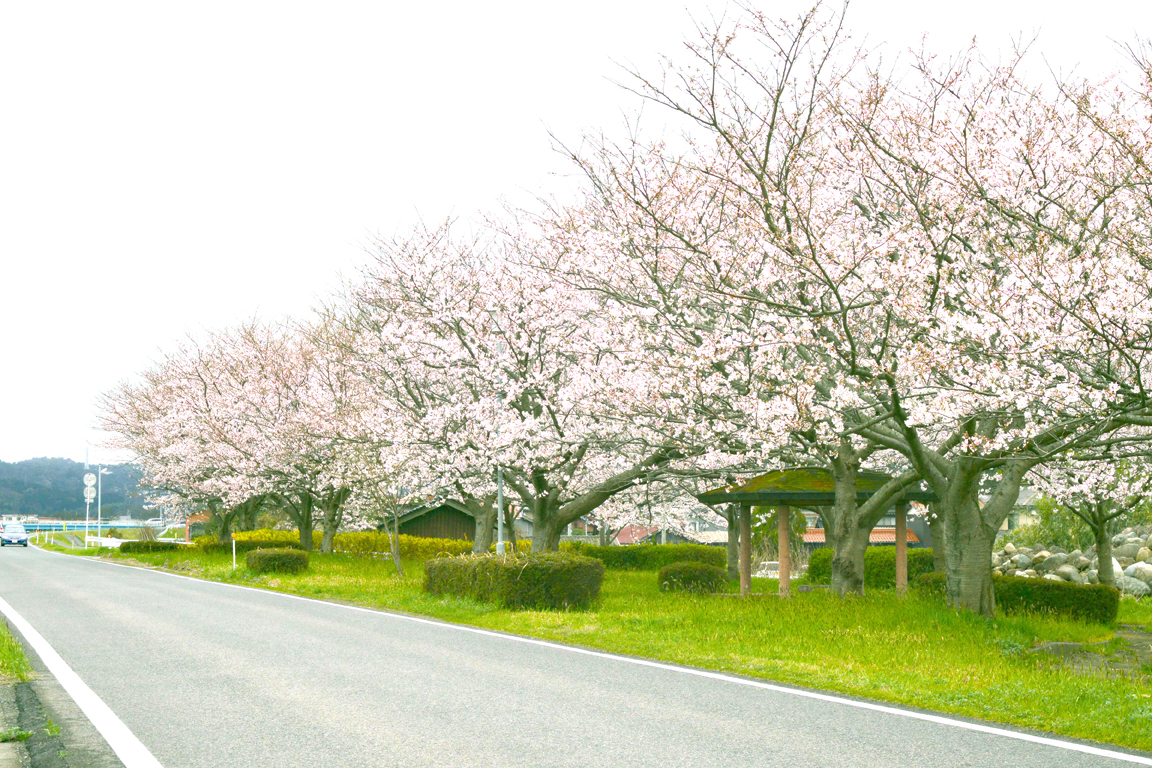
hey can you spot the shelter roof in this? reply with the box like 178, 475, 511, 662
695, 467, 936, 507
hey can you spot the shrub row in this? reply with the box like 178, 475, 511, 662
199, 538, 304, 555
806, 547, 935, 588
246, 548, 310, 574
118, 541, 182, 554
424, 553, 605, 610
562, 542, 725, 571
658, 561, 727, 593
230, 530, 476, 559
915, 573, 1120, 625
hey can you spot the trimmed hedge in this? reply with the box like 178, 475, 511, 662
424, 553, 605, 610
658, 561, 726, 593
246, 548, 309, 574
119, 541, 182, 554
915, 573, 1120, 625
200, 538, 304, 555
231, 530, 475, 560
562, 542, 725, 571
806, 547, 935, 588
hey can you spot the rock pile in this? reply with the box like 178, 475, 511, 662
991, 526, 1152, 598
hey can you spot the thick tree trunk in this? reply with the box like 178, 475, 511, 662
298, 524, 314, 552
943, 488, 997, 617
213, 513, 234, 543
320, 519, 337, 554
504, 506, 519, 551
726, 507, 740, 581
278, 493, 314, 551
317, 489, 350, 555
941, 458, 1029, 617
1095, 526, 1115, 587
928, 506, 947, 574
531, 520, 562, 553
825, 447, 868, 596
830, 526, 870, 596
471, 502, 496, 554
209, 501, 235, 543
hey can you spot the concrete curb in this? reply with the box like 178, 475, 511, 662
4, 623, 123, 768
0, 682, 28, 767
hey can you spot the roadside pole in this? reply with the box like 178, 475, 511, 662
232, 539, 237, 570
97, 465, 103, 541
496, 467, 505, 555
83, 472, 96, 547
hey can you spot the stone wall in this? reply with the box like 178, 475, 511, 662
993, 526, 1151, 597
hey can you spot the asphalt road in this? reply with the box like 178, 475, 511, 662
0, 546, 1145, 768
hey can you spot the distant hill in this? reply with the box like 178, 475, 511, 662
0, 458, 149, 519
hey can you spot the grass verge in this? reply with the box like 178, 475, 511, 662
44, 543, 1152, 753
0, 621, 32, 682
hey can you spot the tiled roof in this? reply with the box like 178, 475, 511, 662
802, 527, 919, 544
614, 525, 659, 545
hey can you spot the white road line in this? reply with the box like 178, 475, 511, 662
33, 546, 1152, 766
0, 593, 163, 768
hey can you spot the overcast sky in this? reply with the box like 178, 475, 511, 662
3, 0, 1151, 465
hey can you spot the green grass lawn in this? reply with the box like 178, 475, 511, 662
0, 621, 32, 682
47, 544, 1152, 752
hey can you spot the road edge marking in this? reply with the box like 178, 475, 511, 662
33, 546, 1152, 765
0, 592, 163, 768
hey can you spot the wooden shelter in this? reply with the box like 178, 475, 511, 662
392, 500, 476, 541
696, 468, 936, 597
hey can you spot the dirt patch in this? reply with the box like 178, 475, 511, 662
15, 683, 69, 768
1031, 624, 1152, 682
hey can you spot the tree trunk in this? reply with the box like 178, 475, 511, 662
278, 493, 314, 551
726, 507, 739, 581
830, 525, 870, 596
531, 519, 561, 553
943, 491, 997, 617
928, 505, 947, 574
471, 500, 496, 554
320, 517, 337, 554
317, 489, 350, 555
825, 446, 868, 596
504, 506, 519, 551
1095, 525, 1115, 587
214, 514, 234, 543
941, 458, 1029, 617
209, 501, 235, 543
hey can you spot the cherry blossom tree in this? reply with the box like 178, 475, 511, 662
342, 221, 696, 552
1033, 451, 1152, 586
541, 4, 926, 596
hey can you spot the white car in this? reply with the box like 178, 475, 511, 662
145, 518, 165, 527
1, 524, 29, 547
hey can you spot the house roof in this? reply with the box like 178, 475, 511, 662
802, 527, 920, 545
614, 524, 659, 544
696, 467, 936, 507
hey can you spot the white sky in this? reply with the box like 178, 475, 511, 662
2, 0, 1150, 464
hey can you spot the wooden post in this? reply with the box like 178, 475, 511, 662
895, 502, 908, 594
778, 505, 791, 598
739, 504, 752, 597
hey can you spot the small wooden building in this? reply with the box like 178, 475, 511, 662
393, 500, 476, 540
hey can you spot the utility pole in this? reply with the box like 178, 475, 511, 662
496, 467, 505, 555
